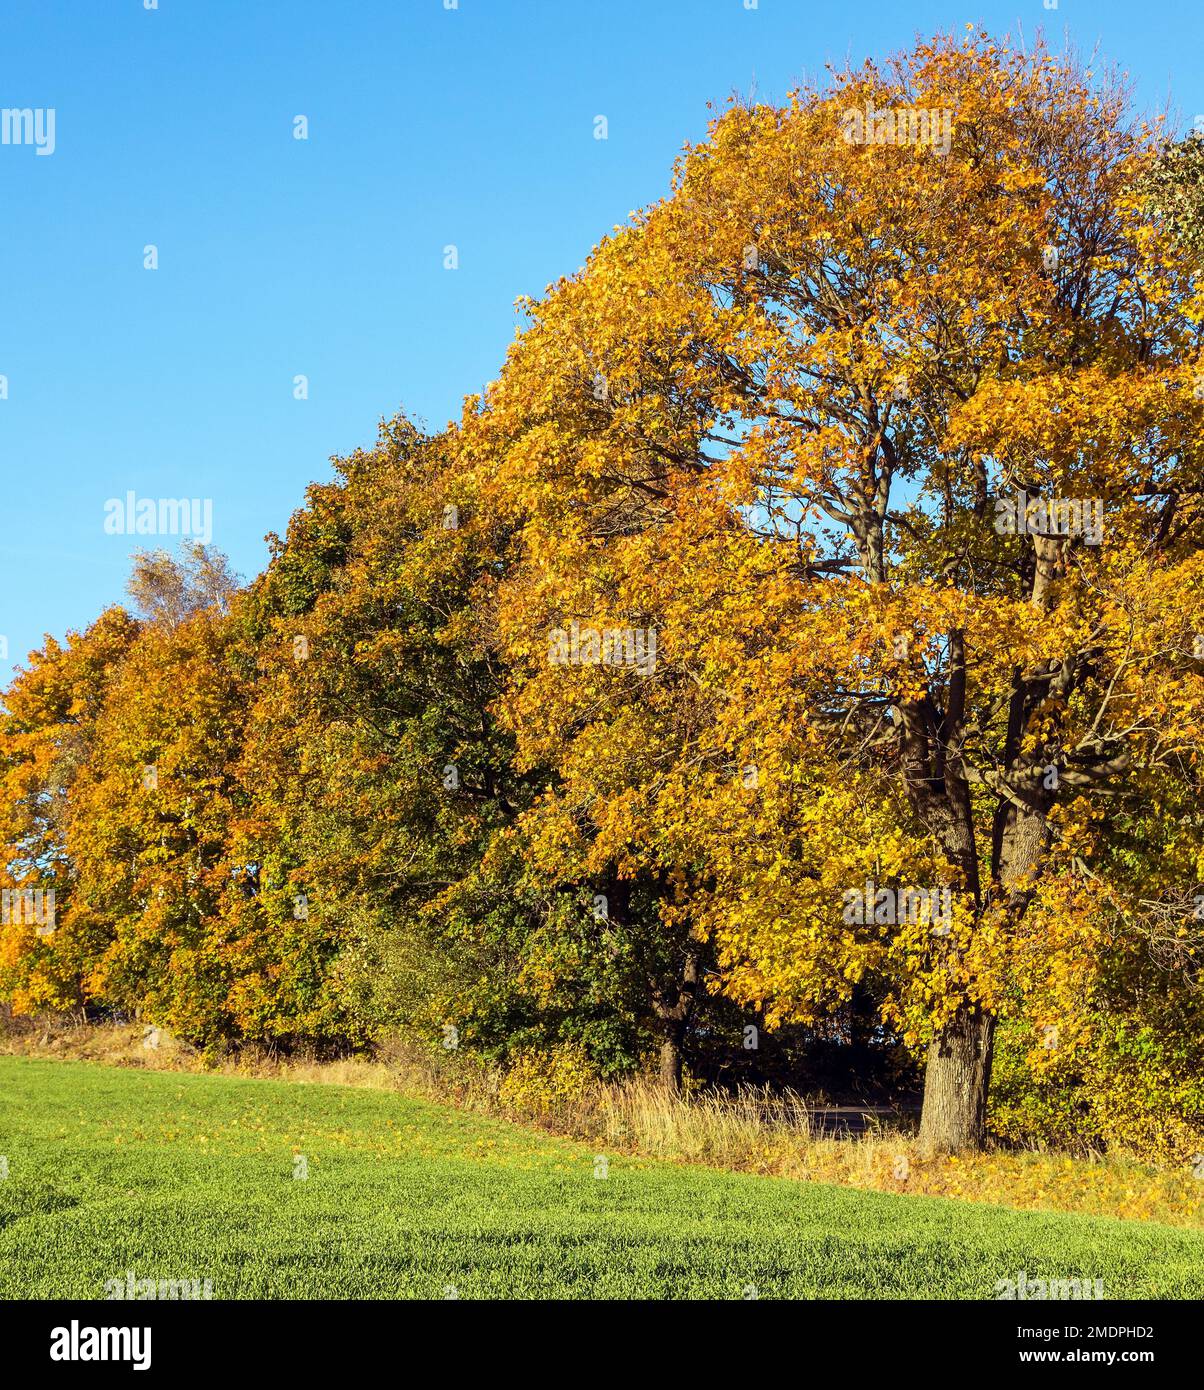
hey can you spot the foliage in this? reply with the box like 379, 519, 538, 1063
3, 31, 1204, 1160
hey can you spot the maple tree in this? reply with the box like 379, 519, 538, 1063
465, 30, 1204, 1149
0, 607, 139, 1013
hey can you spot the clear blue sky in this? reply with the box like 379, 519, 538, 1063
1, 0, 1201, 677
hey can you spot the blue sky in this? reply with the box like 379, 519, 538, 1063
2, 0, 1201, 677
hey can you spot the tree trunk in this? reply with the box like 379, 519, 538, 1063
918, 1009, 994, 1154
911, 544, 1061, 1155
898, 643, 1000, 1156
652, 950, 697, 1095
659, 1033, 684, 1094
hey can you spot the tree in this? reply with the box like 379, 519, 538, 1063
470, 31, 1204, 1144
125, 543, 239, 628
60, 560, 249, 1039
1140, 131, 1204, 260
237, 416, 552, 1055
0, 608, 140, 1012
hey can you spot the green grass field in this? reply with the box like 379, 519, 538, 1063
1, 1055, 1202, 1299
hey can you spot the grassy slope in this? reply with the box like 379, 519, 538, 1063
1, 1056, 1202, 1300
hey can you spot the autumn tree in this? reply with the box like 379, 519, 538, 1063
1140, 130, 1204, 261
125, 543, 239, 628
49, 549, 251, 1038
0, 608, 140, 1012
470, 31, 1204, 1146
236, 417, 556, 1054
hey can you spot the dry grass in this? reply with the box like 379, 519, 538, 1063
5, 1015, 1203, 1230
560, 1079, 1204, 1229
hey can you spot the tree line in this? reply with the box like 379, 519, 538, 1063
4, 33, 1204, 1158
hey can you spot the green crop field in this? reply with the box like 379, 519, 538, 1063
1, 1056, 1201, 1300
